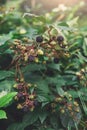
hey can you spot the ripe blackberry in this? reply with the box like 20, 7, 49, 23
28, 55, 34, 62
54, 57, 59, 64
34, 100, 38, 106
17, 92, 23, 98
57, 35, 64, 42
36, 36, 43, 42
23, 105, 29, 112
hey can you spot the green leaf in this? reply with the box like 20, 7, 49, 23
23, 110, 39, 125
36, 79, 50, 93
67, 17, 79, 27
0, 80, 15, 92
0, 110, 7, 119
68, 90, 79, 98
0, 71, 14, 81
77, 52, 87, 63
78, 91, 87, 115
26, 28, 38, 39
50, 114, 60, 129
37, 95, 49, 103
60, 105, 81, 128
0, 92, 17, 108
56, 87, 65, 96
44, 128, 55, 130
23, 63, 46, 72
39, 109, 48, 123
56, 78, 66, 88
47, 75, 66, 87
47, 62, 61, 71
82, 38, 87, 56
7, 123, 25, 130
8, 110, 39, 130
0, 33, 12, 46
63, 75, 78, 86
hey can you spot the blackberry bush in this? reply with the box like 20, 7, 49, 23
0, 9, 87, 130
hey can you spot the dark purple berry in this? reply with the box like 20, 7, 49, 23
28, 55, 35, 62
54, 57, 59, 64
57, 36, 64, 42
34, 100, 38, 106
36, 36, 43, 43
17, 92, 23, 98
23, 105, 29, 112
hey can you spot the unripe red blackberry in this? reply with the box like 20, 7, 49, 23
54, 57, 59, 64
57, 35, 64, 42
17, 84, 23, 90
28, 101, 34, 107
36, 36, 43, 42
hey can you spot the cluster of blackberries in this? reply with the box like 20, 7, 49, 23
36, 35, 64, 43
35, 35, 64, 64
15, 83, 28, 101
14, 83, 38, 112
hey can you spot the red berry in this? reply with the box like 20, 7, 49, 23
17, 92, 23, 98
